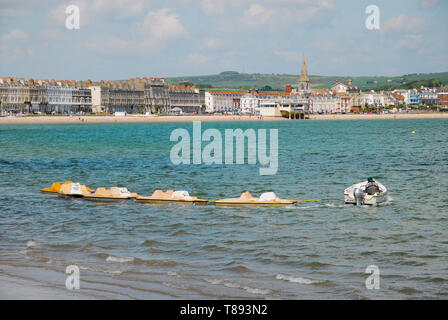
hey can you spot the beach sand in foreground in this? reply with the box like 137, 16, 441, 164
0, 113, 447, 124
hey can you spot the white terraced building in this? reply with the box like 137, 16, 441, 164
360, 91, 385, 107
240, 93, 259, 114
205, 91, 246, 113
310, 95, 341, 113
46, 84, 77, 114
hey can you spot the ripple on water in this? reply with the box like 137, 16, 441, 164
203, 278, 271, 295
275, 274, 328, 286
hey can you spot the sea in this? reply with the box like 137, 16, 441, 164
0, 119, 447, 299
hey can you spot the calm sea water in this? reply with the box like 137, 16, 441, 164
0, 119, 447, 299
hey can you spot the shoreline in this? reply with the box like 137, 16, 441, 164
0, 112, 447, 124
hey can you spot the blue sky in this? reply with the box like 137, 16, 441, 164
1, 0, 447, 80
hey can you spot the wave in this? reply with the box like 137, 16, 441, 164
106, 255, 134, 263
141, 239, 166, 247
167, 271, 180, 277
26, 240, 40, 248
243, 287, 271, 295
163, 282, 187, 290
82, 243, 113, 251
275, 274, 324, 285
134, 258, 180, 267
305, 261, 329, 270
203, 278, 270, 295
221, 265, 252, 273
101, 254, 181, 267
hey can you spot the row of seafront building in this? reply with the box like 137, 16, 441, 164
205, 57, 447, 115
203, 56, 447, 116
1, 76, 447, 117
204, 81, 448, 116
0, 77, 206, 116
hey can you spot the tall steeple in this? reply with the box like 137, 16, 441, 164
298, 55, 310, 91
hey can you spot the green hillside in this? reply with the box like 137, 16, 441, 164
166, 71, 448, 91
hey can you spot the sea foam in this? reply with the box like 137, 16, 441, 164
276, 274, 322, 284
106, 255, 134, 263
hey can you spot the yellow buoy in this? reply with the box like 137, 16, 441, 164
411, 131, 416, 134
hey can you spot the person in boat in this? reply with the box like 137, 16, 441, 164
365, 177, 380, 195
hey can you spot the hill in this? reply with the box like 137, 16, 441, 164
165, 71, 448, 91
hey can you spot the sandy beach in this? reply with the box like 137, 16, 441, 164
0, 113, 447, 124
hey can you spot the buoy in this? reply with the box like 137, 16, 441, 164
411, 131, 416, 134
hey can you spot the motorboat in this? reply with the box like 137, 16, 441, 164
136, 190, 208, 205
214, 191, 296, 207
82, 187, 138, 201
344, 178, 387, 206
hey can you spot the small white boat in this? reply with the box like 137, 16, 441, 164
344, 178, 387, 206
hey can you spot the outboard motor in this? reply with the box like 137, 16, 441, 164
353, 188, 365, 206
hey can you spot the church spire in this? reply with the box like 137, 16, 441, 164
298, 55, 310, 91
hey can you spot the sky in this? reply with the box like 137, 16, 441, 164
1, 0, 447, 80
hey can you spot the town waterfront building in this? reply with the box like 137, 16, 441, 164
90, 78, 170, 114
240, 93, 259, 114
205, 91, 246, 113
393, 89, 411, 105
144, 78, 170, 114
331, 79, 361, 108
46, 81, 78, 114
310, 95, 346, 114
438, 90, 448, 107
419, 88, 440, 106
360, 91, 385, 107
259, 101, 310, 119
168, 84, 205, 113
0, 77, 48, 115
409, 90, 420, 105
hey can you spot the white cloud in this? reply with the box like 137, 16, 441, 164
244, 4, 274, 28
203, 38, 224, 49
188, 53, 212, 64
242, 0, 334, 30
395, 34, 423, 50
264, 0, 334, 9
0, 8, 32, 16
84, 9, 188, 53
84, 36, 131, 52
201, 0, 225, 15
224, 51, 237, 57
332, 57, 344, 64
90, 0, 150, 17
419, 0, 439, 8
140, 9, 189, 49
38, 29, 64, 41
383, 14, 425, 32
0, 44, 34, 64
274, 50, 302, 62
200, 0, 245, 15
1, 29, 29, 41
